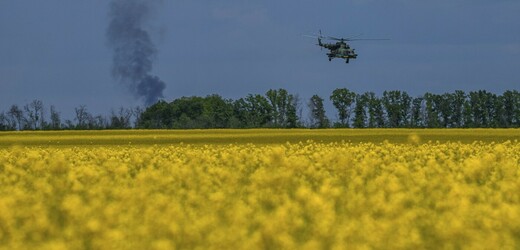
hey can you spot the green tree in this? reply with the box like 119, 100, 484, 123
364, 92, 385, 128
423, 93, 441, 128
382, 90, 411, 127
502, 90, 520, 127
468, 90, 496, 127
171, 96, 205, 128
437, 93, 453, 127
352, 94, 367, 128
330, 88, 356, 127
462, 99, 473, 128
286, 94, 300, 128
266, 89, 281, 126
232, 98, 249, 128
491, 95, 505, 127
308, 94, 330, 128
201, 95, 234, 128
266, 89, 299, 128
410, 97, 423, 128
451, 90, 466, 127
138, 100, 173, 128
234, 94, 272, 128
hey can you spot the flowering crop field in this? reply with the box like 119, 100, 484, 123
1, 129, 520, 249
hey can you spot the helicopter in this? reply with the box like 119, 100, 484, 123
305, 30, 388, 63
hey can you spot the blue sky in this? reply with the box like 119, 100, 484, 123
1, 0, 519, 119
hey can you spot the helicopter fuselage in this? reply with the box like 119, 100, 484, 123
306, 31, 386, 63
319, 39, 357, 63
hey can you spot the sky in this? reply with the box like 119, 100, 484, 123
1, 0, 519, 120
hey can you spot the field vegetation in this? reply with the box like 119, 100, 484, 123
1, 129, 520, 249
1, 129, 520, 147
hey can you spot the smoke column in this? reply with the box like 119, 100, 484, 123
107, 0, 165, 106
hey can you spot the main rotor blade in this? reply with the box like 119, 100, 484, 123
347, 38, 390, 41
326, 36, 343, 41
307, 32, 390, 42
346, 33, 364, 40
327, 37, 389, 41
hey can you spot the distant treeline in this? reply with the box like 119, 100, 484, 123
1, 88, 520, 130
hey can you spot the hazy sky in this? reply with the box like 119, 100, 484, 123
1, 0, 519, 119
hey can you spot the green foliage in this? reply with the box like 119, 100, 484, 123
138, 100, 172, 128
139, 95, 235, 129
352, 94, 367, 128
138, 89, 300, 129
3, 89, 520, 130
309, 94, 330, 128
266, 89, 300, 128
410, 97, 423, 128
364, 92, 385, 128
233, 94, 273, 128
330, 88, 356, 127
502, 90, 520, 127
382, 90, 411, 127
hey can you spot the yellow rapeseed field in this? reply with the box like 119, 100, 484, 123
1, 129, 520, 249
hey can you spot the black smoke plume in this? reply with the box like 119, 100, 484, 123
107, 0, 165, 106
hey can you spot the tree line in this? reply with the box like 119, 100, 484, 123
0, 101, 142, 131
1, 88, 520, 130
325, 89, 520, 128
